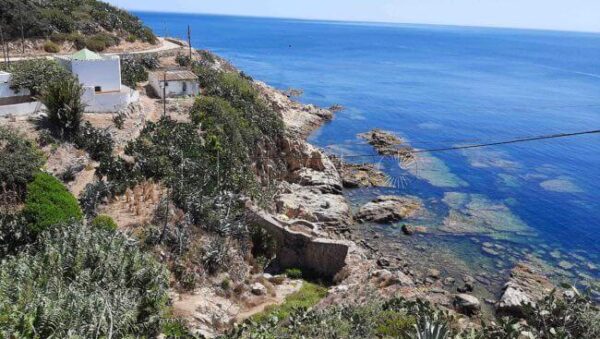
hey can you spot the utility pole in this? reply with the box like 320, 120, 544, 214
187, 25, 192, 61
162, 71, 167, 117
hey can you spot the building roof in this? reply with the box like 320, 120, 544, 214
71, 48, 104, 61
152, 70, 199, 81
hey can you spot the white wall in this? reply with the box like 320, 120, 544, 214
71, 58, 121, 92
0, 102, 42, 117
82, 85, 139, 113
0, 74, 30, 98
149, 74, 200, 98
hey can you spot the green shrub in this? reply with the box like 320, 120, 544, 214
41, 76, 85, 138
251, 282, 327, 323
43, 41, 60, 53
126, 34, 137, 43
0, 221, 169, 337
0, 127, 45, 201
22, 172, 82, 234
121, 55, 149, 87
85, 35, 107, 52
74, 122, 114, 162
7, 59, 71, 95
285, 268, 302, 279
90, 214, 118, 232
176, 53, 191, 67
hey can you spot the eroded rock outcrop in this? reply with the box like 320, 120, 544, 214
331, 157, 391, 188
355, 195, 422, 223
358, 128, 413, 158
496, 262, 555, 316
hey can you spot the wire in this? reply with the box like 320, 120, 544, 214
251, 128, 600, 161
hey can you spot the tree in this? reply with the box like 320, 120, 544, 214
0, 127, 45, 202
41, 76, 86, 138
7, 59, 71, 96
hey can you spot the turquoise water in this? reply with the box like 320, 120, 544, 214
138, 12, 600, 282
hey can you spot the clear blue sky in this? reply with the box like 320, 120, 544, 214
106, 0, 600, 33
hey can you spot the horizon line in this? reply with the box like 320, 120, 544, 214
128, 8, 600, 35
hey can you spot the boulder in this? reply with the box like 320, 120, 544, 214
355, 196, 421, 223
427, 268, 441, 280
331, 158, 391, 188
276, 183, 351, 227
496, 263, 555, 316
454, 293, 481, 316
401, 224, 415, 235
251, 283, 267, 296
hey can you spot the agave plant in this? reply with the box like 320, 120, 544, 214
413, 314, 451, 339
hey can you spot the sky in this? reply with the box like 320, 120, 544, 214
106, 0, 600, 33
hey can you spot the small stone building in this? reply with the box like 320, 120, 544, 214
57, 49, 138, 113
149, 70, 200, 98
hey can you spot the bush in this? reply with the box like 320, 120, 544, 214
41, 76, 85, 138
85, 35, 107, 52
22, 172, 82, 234
90, 214, 118, 232
176, 53, 191, 67
285, 268, 303, 279
0, 221, 169, 337
79, 180, 113, 218
126, 34, 137, 43
7, 59, 71, 95
121, 55, 149, 87
251, 282, 327, 324
74, 122, 114, 162
43, 41, 60, 53
0, 127, 45, 202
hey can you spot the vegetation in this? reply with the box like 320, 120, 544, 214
120, 54, 159, 87
74, 121, 115, 162
43, 40, 60, 53
0, 127, 45, 203
251, 282, 328, 324
284, 268, 303, 279
0, 221, 169, 338
41, 76, 85, 138
90, 214, 118, 232
4, 58, 72, 95
0, 0, 157, 43
22, 172, 82, 234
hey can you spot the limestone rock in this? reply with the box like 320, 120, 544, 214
251, 282, 267, 296
454, 293, 481, 316
358, 128, 414, 158
355, 196, 421, 223
276, 183, 351, 226
331, 158, 391, 188
496, 263, 555, 316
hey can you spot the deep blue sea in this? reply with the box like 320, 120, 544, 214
137, 12, 600, 285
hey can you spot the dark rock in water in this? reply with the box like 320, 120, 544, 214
377, 257, 391, 267
355, 195, 421, 223
457, 282, 474, 293
331, 158, 391, 188
454, 294, 481, 316
475, 275, 491, 285
402, 224, 415, 235
358, 129, 414, 159
496, 262, 555, 317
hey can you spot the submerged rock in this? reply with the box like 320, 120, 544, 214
355, 195, 421, 223
496, 263, 555, 316
331, 158, 391, 188
358, 129, 413, 157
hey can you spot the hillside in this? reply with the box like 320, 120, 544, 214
0, 0, 155, 46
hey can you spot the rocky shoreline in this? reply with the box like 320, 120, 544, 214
253, 80, 566, 324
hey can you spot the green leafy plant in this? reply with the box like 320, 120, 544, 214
0, 127, 45, 202
43, 40, 60, 53
7, 58, 71, 95
90, 214, 118, 232
285, 268, 303, 279
0, 221, 169, 338
41, 76, 85, 138
22, 172, 83, 234
74, 121, 114, 162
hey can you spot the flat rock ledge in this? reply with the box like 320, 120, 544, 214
355, 195, 422, 223
358, 128, 414, 158
331, 157, 391, 188
496, 262, 555, 317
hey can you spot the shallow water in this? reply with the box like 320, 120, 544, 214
138, 12, 600, 286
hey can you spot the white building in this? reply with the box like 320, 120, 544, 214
149, 70, 200, 98
0, 71, 38, 116
58, 49, 138, 113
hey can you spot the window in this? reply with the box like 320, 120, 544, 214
164, 81, 169, 87
182, 82, 187, 92
94, 86, 102, 92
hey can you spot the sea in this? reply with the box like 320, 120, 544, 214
137, 12, 600, 290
